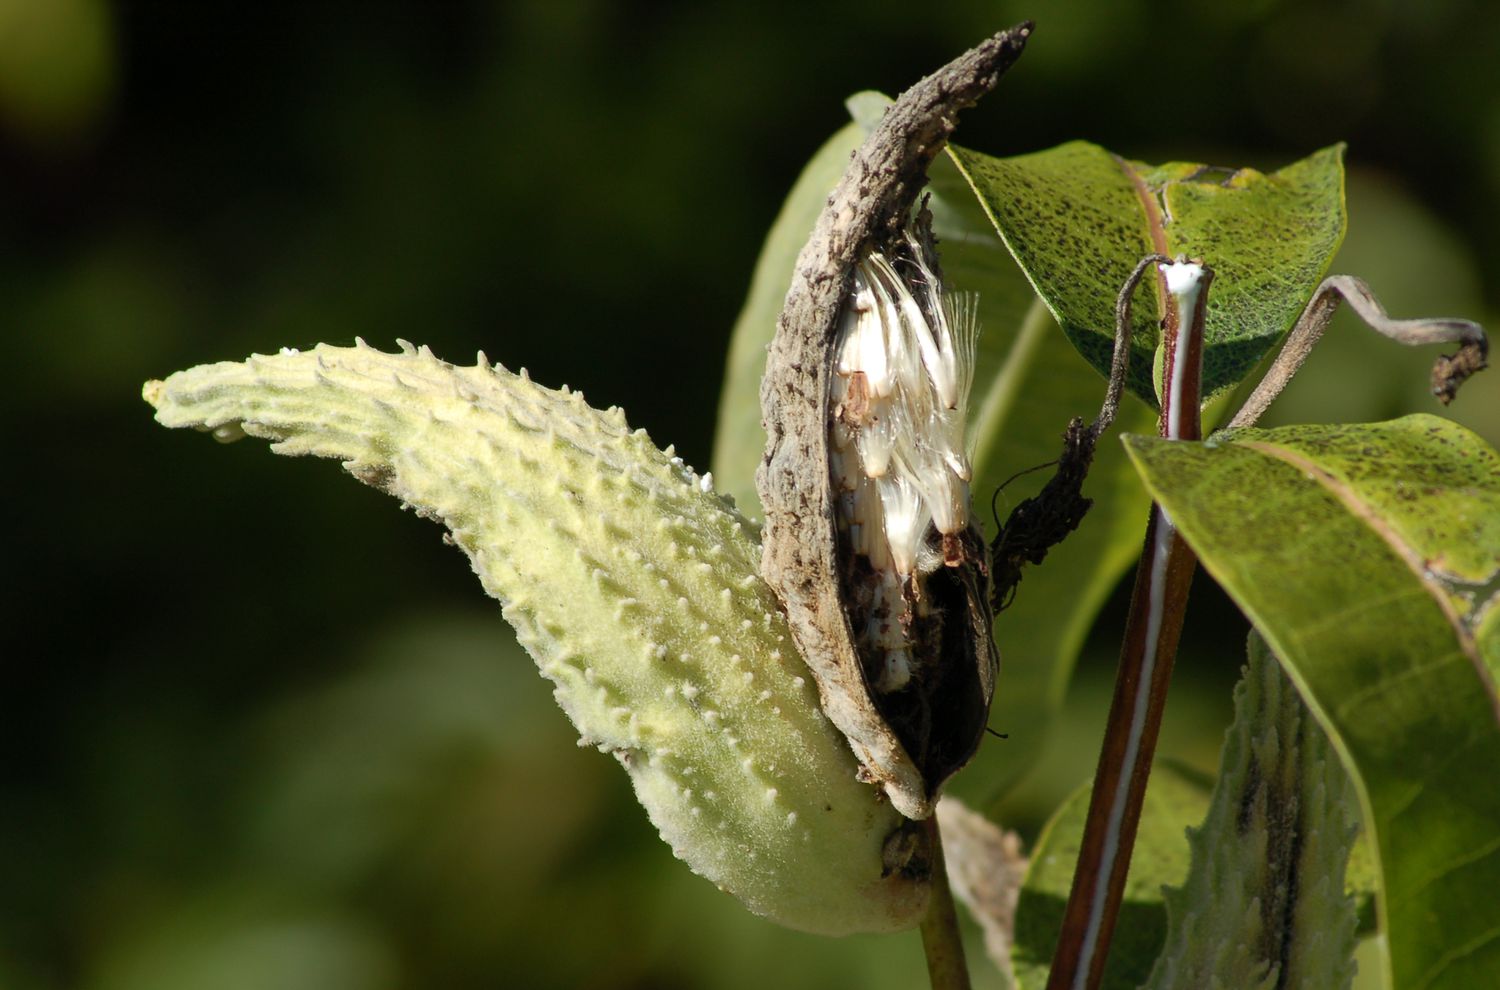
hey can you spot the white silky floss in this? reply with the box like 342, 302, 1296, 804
827, 234, 980, 694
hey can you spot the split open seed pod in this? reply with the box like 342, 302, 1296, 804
757, 25, 1029, 820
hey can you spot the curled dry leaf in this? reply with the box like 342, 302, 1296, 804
937, 796, 1028, 981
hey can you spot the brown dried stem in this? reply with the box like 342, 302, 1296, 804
988, 252, 1168, 613
1227, 274, 1488, 430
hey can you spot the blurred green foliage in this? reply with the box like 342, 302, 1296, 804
4, 2, 1498, 987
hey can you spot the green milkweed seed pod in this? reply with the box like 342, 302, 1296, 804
143, 24, 1030, 940
144, 341, 926, 935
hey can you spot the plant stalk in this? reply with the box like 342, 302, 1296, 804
1044, 261, 1212, 990
1226, 273, 1487, 429
920, 816, 973, 990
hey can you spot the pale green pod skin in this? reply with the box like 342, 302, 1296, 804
143, 341, 927, 936
1143, 631, 1359, 990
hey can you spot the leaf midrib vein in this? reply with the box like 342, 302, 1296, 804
1240, 439, 1499, 725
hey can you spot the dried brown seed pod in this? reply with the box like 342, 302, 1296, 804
757, 24, 1030, 819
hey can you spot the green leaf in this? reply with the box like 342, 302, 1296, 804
1010, 633, 1379, 990
1144, 632, 1361, 990
1480, 601, 1500, 686
711, 121, 865, 518
712, 99, 1159, 801
1011, 764, 1210, 989
949, 141, 1346, 405
1124, 415, 1500, 989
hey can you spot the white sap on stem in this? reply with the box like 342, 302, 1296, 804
1070, 260, 1207, 990
1161, 261, 1206, 442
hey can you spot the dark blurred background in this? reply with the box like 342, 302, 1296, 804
4, 2, 1497, 988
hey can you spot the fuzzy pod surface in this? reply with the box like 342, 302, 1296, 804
144, 341, 929, 935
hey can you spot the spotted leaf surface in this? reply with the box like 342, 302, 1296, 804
950, 141, 1346, 405
144, 342, 926, 935
1125, 415, 1500, 989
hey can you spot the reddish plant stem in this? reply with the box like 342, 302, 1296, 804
1044, 261, 1212, 990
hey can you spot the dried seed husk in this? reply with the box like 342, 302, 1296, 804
757, 25, 1028, 819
